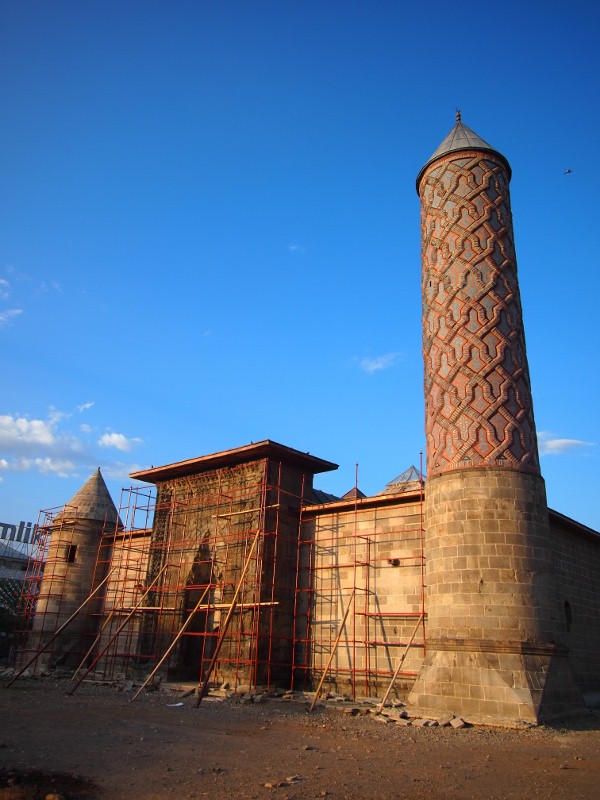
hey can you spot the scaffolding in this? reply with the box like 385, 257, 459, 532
75, 458, 306, 690
14, 503, 110, 672
14, 455, 426, 699
81, 484, 156, 681
292, 473, 426, 699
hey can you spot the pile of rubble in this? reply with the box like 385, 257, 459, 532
203, 683, 470, 728
1, 669, 470, 728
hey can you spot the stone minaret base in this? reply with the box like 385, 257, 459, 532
408, 642, 582, 723
408, 467, 584, 723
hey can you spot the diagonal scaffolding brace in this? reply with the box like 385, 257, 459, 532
131, 583, 211, 701
6, 568, 116, 689
194, 526, 263, 707
67, 561, 171, 696
309, 588, 356, 712
376, 612, 424, 713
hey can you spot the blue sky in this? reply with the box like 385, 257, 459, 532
1, 1, 599, 532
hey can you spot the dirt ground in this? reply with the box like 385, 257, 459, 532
1, 678, 599, 800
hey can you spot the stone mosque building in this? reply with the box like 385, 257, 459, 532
16, 117, 600, 724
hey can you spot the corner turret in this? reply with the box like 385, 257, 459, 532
24, 469, 119, 672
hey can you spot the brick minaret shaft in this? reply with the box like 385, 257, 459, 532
408, 115, 582, 722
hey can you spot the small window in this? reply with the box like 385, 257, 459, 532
60, 544, 77, 563
564, 600, 572, 632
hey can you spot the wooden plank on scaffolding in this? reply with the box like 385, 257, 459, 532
191, 600, 278, 609
375, 612, 424, 714
308, 588, 356, 712
210, 503, 280, 518
120, 601, 278, 612
194, 526, 263, 707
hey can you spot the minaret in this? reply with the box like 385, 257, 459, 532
29, 469, 119, 671
408, 114, 582, 722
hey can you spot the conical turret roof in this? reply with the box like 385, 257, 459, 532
417, 114, 511, 191
378, 465, 424, 495
342, 486, 367, 500
60, 468, 121, 526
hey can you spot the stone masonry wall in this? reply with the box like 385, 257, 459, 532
300, 496, 424, 697
30, 518, 103, 671
144, 460, 266, 684
549, 519, 600, 693
94, 531, 152, 678
106, 457, 316, 688
408, 468, 583, 722
424, 468, 561, 643
257, 460, 311, 686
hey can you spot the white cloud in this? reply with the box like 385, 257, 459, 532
4, 264, 29, 281
77, 401, 95, 413
288, 243, 306, 253
538, 431, 594, 456
31, 457, 78, 477
48, 406, 70, 425
1, 456, 78, 478
0, 414, 56, 448
102, 461, 144, 480
0, 411, 83, 465
0, 279, 9, 300
98, 432, 143, 452
359, 353, 400, 374
37, 279, 63, 295
0, 408, 144, 488
0, 308, 23, 327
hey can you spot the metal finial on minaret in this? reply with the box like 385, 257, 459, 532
455, 108, 461, 122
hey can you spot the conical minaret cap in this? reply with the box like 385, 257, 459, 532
60, 468, 121, 526
416, 114, 511, 192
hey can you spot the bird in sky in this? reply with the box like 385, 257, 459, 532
564, 168, 573, 174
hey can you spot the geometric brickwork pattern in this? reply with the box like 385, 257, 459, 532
420, 150, 540, 478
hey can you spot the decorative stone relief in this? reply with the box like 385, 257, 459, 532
420, 151, 540, 477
